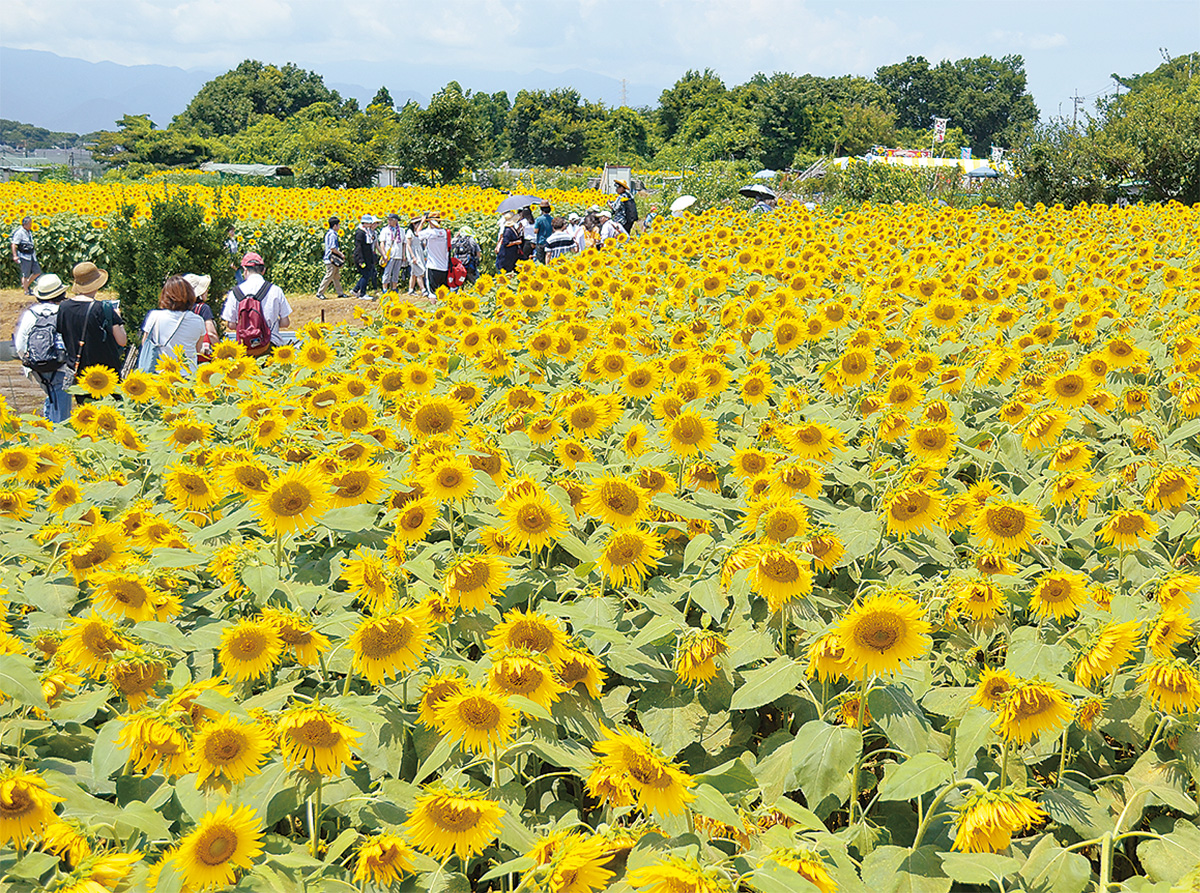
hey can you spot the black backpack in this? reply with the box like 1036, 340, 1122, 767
23, 308, 68, 374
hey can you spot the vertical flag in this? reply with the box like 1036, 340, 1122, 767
933, 117, 949, 143
991, 146, 1005, 163
961, 147, 972, 161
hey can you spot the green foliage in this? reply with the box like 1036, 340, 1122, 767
821, 160, 960, 205
0, 214, 109, 289
395, 82, 484, 185
175, 59, 347, 137
90, 114, 217, 171
0, 119, 85, 150
102, 188, 237, 338
507, 89, 603, 167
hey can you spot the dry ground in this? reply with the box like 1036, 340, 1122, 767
0, 288, 387, 416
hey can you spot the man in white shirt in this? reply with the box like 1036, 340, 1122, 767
419, 212, 451, 295
377, 213, 407, 293
221, 252, 293, 351
599, 209, 624, 244
567, 212, 586, 252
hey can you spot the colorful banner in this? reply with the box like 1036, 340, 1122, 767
933, 118, 949, 143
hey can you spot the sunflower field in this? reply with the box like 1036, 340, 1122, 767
2, 195, 1200, 893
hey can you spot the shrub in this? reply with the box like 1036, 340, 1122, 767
103, 188, 237, 340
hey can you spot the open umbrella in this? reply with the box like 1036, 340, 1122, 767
497, 194, 542, 213
739, 184, 776, 200
669, 195, 697, 213
966, 167, 999, 179
753, 169, 776, 179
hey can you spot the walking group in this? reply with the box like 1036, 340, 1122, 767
317, 211, 482, 301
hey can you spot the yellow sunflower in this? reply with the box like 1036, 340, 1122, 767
837, 592, 931, 676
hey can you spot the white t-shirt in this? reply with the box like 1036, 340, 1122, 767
220, 273, 293, 346
600, 219, 623, 242
378, 225, 406, 262
143, 309, 207, 371
419, 226, 450, 272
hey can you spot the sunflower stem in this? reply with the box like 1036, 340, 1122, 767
342, 665, 353, 696
1146, 715, 1169, 753
491, 741, 501, 791
779, 606, 788, 658
1057, 727, 1069, 787
848, 670, 870, 826
309, 774, 324, 858
911, 779, 987, 850
999, 738, 1009, 789
275, 530, 283, 567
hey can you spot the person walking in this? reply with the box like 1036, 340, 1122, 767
57, 261, 127, 403
10, 216, 40, 295
405, 216, 428, 296
497, 212, 521, 273
221, 252, 292, 356
352, 215, 380, 299
138, 276, 208, 373
316, 217, 347, 300
182, 273, 220, 361
14, 273, 71, 421
612, 179, 638, 232
225, 227, 244, 286
534, 201, 553, 263
420, 212, 451, 296
451, 226, 482, 285
378, 213, 407, 293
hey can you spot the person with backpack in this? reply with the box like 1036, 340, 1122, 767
138, 276, 207, 373
57, 262, 127, 404
14, 273, 71, 421
451, 226, 481, 285
612, 179, 639, 233
419, 211, 451, 297
220, 252, 292, 358
10, 216, 41, 296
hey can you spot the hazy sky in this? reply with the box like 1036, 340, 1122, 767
3, 0, 1197, 117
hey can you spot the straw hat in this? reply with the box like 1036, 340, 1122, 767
71, 261, 108, 294
33, 273, 68, 302
183, 273, 212, 300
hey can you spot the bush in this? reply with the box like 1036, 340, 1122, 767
0, 214, 110, 289
103, 188, 237, 340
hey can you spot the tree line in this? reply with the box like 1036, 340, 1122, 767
37, 52, 1200, 205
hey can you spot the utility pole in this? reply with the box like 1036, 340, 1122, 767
1072, 90, 1083, 129
620, 78, 627, 107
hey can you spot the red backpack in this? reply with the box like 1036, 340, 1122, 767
234, 281, 272, 357
448, 257, 468, 288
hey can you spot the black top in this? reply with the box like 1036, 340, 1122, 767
57, 298, 125, 372
353, 228, 376, 268
193, 302, 214, 323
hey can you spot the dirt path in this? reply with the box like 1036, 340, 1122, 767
0, 288, 378, 416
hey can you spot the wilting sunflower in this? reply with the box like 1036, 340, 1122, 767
1021, 409, 1069, 451
328, 464, 385, 508
64, 523, 128, 583
954, 578, 1006, 621
1028, 570, 1090, 621
599, 527, 665, 588
277, 703, 360, 777
502, 490, 568, 552
91, 571, 175, 623
953, 788, 1046, 853
59, 614, 129, 677
404, 787, 505, 861
77, 364, 118, 399
486, 608, 571, 665
190, 714, 273, 788
837, 592, 931, 676
994, 681, 1072, 744
1145, 467, 1198, 512
583, 475, 649, 528
252, 466, 329, 536
1099, 509, 1159, 551
349, 610, 433, 684
972, 500, 1042, 555
117, 711, 189, 777
355, 833, 416, 886
559, 648, 607, 698
1140, 659, 1200, 713
262, 607, 331, 666
341, 547, 394, 613
674, 631, 727, 685
1074, 621, 1142, 688
807, 633, 854, 682
0, 768, 64, 847
590, 727, 695, 816
752, 548, 813, 611
488, 650, 565, 710
174, 803, 264, 890
219, 619, 283, 682
1148, 610, 1192, 658
972, 668, 1015, 711
663, 411, 715, 457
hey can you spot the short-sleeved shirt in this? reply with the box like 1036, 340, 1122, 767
193, 302, 215, 324
143, 309, 207, 372
11, 226, 35, 256
220, 274, 292, 346
545, 231, 577, 260
419, 226, 450, 272
57, 297, 125, 372
535, 213, 553, 246
322, 229, 341, 263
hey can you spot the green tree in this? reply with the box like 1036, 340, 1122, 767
104, 188, 237, 338
507, 89, 596, 166
471, 91, 511, 161
395, 82, 483, 184
370, 86, 395, 111
1013, 120, 1108, 207
658, 69, 727, 141
175, 60, 345, 137
1094, 81, 1200, 203
90, 114, 217, 170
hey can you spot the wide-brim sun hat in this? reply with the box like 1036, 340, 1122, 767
615, 179, 629, 189
184, 273, 212, 300
34, 273, 68, 302
71, 261, 108, 294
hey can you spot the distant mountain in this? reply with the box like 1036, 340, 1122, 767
0, 47, 662, 136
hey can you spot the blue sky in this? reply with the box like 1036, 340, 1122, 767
3, 0, 1197, 118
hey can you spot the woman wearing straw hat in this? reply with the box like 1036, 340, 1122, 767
58, 261, 127, 403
